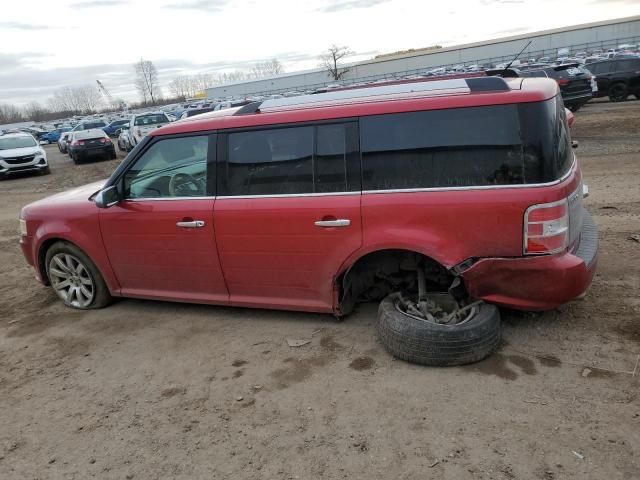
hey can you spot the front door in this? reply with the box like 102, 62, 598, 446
214, 121, 361, 312
100, 134, 228, 304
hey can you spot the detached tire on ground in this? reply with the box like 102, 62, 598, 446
377, 293, 501, 366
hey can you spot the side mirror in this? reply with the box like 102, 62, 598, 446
95, 185, 120, 209
115, 129, 122, 136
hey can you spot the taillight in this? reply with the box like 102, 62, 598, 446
99, 137, 110, 143
524, 200, 569, 255
72, 140, 85, 146
557, 79, 570, 86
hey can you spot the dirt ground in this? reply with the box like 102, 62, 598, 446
0, 100, 639, 480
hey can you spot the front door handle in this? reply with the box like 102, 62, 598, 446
176, 220, 205, 228
314, 219, 351, 228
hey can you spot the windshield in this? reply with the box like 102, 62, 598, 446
0, 136, 37, 150
134, 114, 167, 126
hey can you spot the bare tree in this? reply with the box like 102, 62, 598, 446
134, 58, 160, 104
0, 103, 24, 123
319, 45, 354, 81
251, 59, 284, 78
220, 70, 247, 84
192, 73, 216, 94
169, 75, 192, 99
47, 84, 101, 114
75, 84, 102, 112
24, 102, 48, 122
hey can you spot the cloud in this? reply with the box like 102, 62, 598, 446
493, 26, 530, 35
0, 21, 51, 30
318, 0, 391, 13
0, 51, 319, 105
164, 0, 229, 11
69, 0, 129, 7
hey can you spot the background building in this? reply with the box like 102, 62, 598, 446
206, 15, 640, 100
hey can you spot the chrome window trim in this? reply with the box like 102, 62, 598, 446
216, 191, 361, 200
122, 155, 575, 201
124, 196, 214, 202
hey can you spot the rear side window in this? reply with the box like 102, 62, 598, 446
219, 122, 358, 196
588, 62, 611, 75
614, 59, 638, 72
134, 114, 168, 126
79, 121, 106, 130
361, 105, 528, 190
362, 98, 572, 190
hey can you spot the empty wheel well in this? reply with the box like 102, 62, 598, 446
337, 249, 462, 316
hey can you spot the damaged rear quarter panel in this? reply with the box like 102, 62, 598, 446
360, 167, 580, 269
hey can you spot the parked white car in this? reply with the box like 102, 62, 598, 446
128, 112, 171, 147
117, 125, 132, 152
0, 132, 49, 178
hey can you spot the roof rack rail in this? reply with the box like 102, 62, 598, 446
258, 79, 471, 113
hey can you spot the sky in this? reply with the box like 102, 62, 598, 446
1, 0, 639, 107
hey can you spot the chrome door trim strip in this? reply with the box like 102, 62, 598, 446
121, 157, 575, 201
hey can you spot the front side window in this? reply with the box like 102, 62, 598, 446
219, 122, 357, 196
123, 135, 210, 199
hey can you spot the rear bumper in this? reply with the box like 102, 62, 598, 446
462, 211, 598, 311
73, 145, 115, 158
562, 91, 592, 105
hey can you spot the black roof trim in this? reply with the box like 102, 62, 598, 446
233, 101, 262, 115
465, 77, 511, 91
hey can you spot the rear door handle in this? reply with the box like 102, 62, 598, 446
176, 220, 205, 228
314, 219, 351, 228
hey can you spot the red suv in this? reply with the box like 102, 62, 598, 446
19, 77, 597, 365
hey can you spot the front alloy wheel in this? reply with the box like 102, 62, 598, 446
49, 253, 95, 308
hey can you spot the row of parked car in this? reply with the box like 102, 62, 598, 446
56, 112, 175, 160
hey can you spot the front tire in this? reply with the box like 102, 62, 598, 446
377, 293, 501, 366
45, 241, 112, 309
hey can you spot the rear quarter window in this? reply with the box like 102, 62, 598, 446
361, 105, 533, 190
361, 97, 572, 190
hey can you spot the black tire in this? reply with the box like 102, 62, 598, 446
71, 154, 78, 164
377, 293, 501, 366
41, 166, 51, 175
608, 83, 628, 102
567, 103, 582, 113
45, 241, 112, 309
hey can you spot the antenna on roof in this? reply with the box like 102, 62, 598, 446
501, 40, 533, 76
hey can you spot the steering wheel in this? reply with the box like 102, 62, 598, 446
168, 172, 204, 197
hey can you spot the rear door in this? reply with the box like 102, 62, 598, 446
214, 121, 361, 313
591, 61, 613, 92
